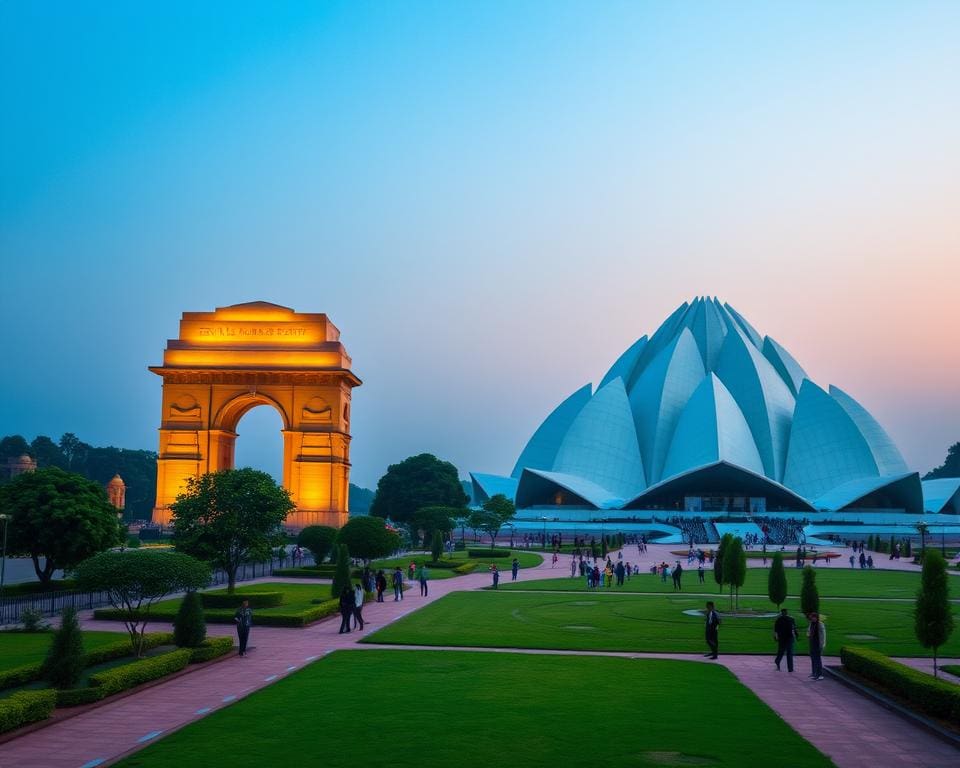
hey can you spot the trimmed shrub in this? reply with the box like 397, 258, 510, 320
56, 686, 104, 707
188, 636, 234, 663
431, 530, 444, 563
468, 549, 510, 558
174, 591, 207, 648
0, 689, 57, 734
297, 525, 338, 564
272, 567, 333, 579
767, 552, 787, 608
841, 646, 960, 722
89, 649, 192, 697
800, 565, 820, 615
200, 591, 283, 609
453, 561, 478, 575
43, 607, 85, 689
0, 580, 78, 598
0, 663, 44, 691
84, 632, 173, 667
19, 608, 50, 632
331, 544, 351, 599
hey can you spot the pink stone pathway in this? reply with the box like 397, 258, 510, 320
2, 547, 956, 767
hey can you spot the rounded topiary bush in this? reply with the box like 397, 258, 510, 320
43, 606, 85, 689
174, 591, 207, 648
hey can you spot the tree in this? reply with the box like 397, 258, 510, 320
173, 591, 207, 648
29, 436, 67, 469
767, 551, 788, 608
331, 543, 352, 599
0, 434, 30, 462
43, 606, 84, 689
923, 441, 960, 480
336, 516, 401, 561
411, 506, 457, 548
714, 533, 732, 593
723, 537, 746, 609
58, 433, 86, 471
171, 468, 293, 593
297, 525, 338, 565
0, 467, 122, 584
468, 494, 515, 549
75, 550, 210, 656
369, 453, 468, 523
431, 530, 444, 563
914, 549, 954, 677
800, 566, 819, 616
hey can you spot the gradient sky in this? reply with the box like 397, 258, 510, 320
1, 2, 958, 490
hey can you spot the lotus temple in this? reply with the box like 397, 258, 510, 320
470, 297, 960, 545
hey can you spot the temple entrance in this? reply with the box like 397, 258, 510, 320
151, 302, 361, 529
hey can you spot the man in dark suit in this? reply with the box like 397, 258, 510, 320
773, 608, 799, 672
704, 601, 720, 659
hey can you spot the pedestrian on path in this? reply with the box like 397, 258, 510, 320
491, 564, 500, 589
418, 563, 430, 596
392, 566, 404, 601
375, 569, 387, 602
353, 582, 365, 631
233, 599, 253, 657
697, 564, 705, 583
338, 586, 355, 634
570, 557, 577, 578
672, 561, 683, 591
704, 601, 720, 659
552, 552, 558, 568
807, 612, 826, 680
511, 558, 519, 581
773, 608, 798, 672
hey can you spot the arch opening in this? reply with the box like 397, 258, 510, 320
232, 403, 285, 484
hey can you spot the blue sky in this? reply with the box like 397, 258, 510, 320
1, 2, 958, 488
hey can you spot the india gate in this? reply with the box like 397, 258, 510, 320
151, 302, 360, 528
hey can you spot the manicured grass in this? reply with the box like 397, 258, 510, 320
499, 566, 939, 599
941, 664, 960, 679
0, 630, 128, 673
365, 590, 960, 658
372, 548, 543, 576
116, 650, 831, 768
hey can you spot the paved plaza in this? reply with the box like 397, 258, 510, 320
3, 543, 957, 767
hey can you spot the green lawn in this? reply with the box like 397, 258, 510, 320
116, 650, 831, 768
150, 582, 336, 616
500, 566, 941, 599
364, 590, 960, 658
372, 548, 543, 575
0, 630, 127, 672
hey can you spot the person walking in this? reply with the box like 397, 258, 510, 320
704, 601, 720, 659
338, 587, 355, 634
392, 566, 404, 601
672, 561, 683, 591
353, 582, 365, 631
551, 552, 559, 568
570, 557, 577, 578
375, 569, 387, 603
491, 564, 500, 589
511, 558, 520, 581
773, 608, 799, 672
697, 564, 705, 583
807, 612, 826, 680
418, 563, 430, 596
233, 599, 253, 657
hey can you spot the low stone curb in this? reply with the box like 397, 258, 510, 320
824, 665, 960, 749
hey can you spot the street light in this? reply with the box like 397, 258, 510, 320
0, 513, 9, 601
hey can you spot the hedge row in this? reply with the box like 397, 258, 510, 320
200, 592, 283, 609
0, 579, 78, 597
90, 649, 192, 698
189, 636, 234, 663
841, 646, 960, 722
453, 562, 478, 574
0, 632, 175, 692
468, 549, 511, 558
272, 568, 330, 579
0, 690, 57, 734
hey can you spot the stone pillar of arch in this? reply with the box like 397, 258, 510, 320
151, 302, 361, 529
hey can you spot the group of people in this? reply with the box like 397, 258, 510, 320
702, 601, 827, 680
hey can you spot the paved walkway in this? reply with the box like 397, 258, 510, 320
3, 545, 957, 767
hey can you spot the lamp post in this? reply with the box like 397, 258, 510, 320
540, 516, 548, 549
0, 513, 9, 601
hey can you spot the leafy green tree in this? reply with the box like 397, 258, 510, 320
43, 606, 84, 689
331, 543, 352, 599
411, 506, 457, 548
369, 453, 468, 523
468, 494, 515, 549
723, 537, 747, 609
75, 550, 210, 656
348, 483, 375, 515
29, 436, 68, 469
297, 525, 338, 565
171, 468, 293, 592
173, 591, 207, 648
58, 433, 86, 471
0, 434, 30, 462
431, 530, 444, 563
914, 549, 954, 677
714, 534, 732, 593
924, 441, 960, 480
767, 551, 788, 608
0, 467, 122, 584
800, 565, 819, 616
337, 515, 401, 561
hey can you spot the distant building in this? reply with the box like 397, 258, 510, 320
106, 474, 126, 513
3, 453, 37, 480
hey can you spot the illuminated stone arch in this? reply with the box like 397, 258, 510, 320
151, 302, 361, 529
